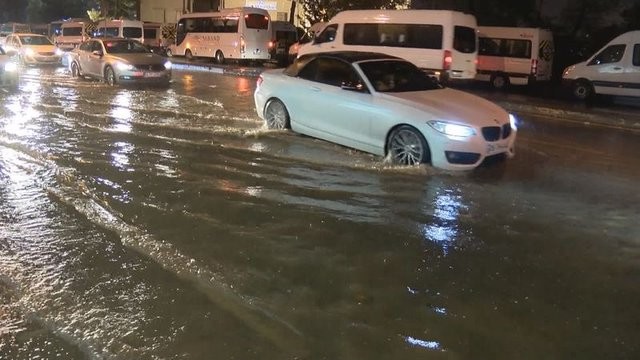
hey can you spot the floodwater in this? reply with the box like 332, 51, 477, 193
1, 66, 639, 359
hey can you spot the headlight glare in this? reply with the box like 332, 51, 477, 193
164, 61, 172, 70
509, 114, 518, 131
24, 48, 35, 56
116, 62, 134, 71
4, 62, 18, 72
428, 120, 475, 138
55, 48, 64, 56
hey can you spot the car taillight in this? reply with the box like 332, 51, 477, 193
531, 59, 538, 75
256, 75, 263, 88
443, 50, 452, 71
268, 40, 274, 48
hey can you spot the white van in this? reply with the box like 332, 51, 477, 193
476, 27, 554, 89
94, 19, 144, 43
563, 30, 640, 100
56, 20, 91, 51
297, 10, 478, 82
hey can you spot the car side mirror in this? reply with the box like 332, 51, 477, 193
341, 81, 366, 92
92, 50, 103, 57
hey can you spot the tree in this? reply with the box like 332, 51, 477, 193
299, 0, 409, 28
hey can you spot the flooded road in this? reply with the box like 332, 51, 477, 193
1, 66, 639, 359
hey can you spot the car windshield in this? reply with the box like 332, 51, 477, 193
358, 60, 442, 92
19, 35, 52, 46
104, 40, 150, 54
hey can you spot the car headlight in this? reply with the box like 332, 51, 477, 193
509, 114, 518, 131
116, 62, 134, 71
24, 48, 35, 56
55, 48, 64, 56
4, 62, 18, 72
428, 120, 476, 138
164, 61, 172, 70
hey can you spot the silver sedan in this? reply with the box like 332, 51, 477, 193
68, 37, 172, 86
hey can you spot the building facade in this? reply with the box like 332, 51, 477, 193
140, 0, 303, 26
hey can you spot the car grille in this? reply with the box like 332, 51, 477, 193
39, 52, 56, 56
135, 64, 165, 71
482, 125, 511, 141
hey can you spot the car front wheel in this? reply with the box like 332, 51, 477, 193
70, 62, 81, 78
104, 66, 116, 86
387, 125, 430, 166
264, 99, 290, 129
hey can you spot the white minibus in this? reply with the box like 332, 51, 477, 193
170, 7, 271, 64
563, 30, 640, 100
94, 19, 144, 43
476, 27, 554, 89
56, 20, 91, 51
297, 10, 478, 82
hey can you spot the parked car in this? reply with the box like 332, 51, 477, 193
3, 33, 63, 65
68, 37, 172, 86
562, 30, 640, 100
0, 46, 19, 88
254, 52, 517, 170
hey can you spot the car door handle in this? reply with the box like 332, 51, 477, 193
309, 86, 321, 92
613, 67, 622, 70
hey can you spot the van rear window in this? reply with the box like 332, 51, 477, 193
123, 27, 142, 38
633, 44, 640, 66
62, 27, 83, 36
245, 14, 269, 30
454, 26, 476, 53
344, 23, 443, 49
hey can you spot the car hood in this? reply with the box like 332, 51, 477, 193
381, 88, 509, 126
23, 44, 56, 52
110, 53, 165, 64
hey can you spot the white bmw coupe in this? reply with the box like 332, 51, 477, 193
254, 52, 517, 170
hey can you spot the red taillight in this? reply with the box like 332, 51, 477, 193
256, 75, 263, 88
443, 50, 452, 70
531, 59, 538, 75
268, 41, 274, 48
240, 36, 245, 53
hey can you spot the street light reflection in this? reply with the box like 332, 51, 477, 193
421, 189, 466, 255
109, 91, 133, 133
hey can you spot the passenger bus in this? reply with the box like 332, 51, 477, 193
170, 7, 271, 64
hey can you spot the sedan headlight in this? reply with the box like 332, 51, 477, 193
24, 48, 35, 56
4, 62, 18, 72
509, 114, 518, 131
116, 62, 135, 71
428, 120, 476, 138
55, 48, 64, 56
164, 61, 172, 70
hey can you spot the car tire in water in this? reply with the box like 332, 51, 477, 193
215, 50, 225, 65
264, 99, 290, 129
572, 79, 593, 101
386, 125, 430, 166
104, 66, 116, 86
185, 49, 193, 61
70, 62, 81, 78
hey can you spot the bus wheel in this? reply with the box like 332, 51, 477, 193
491, 73, 509, 90
185, 49, 193, 61
215, 50, 225, 65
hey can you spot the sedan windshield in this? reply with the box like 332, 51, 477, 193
104, 40, 149, 54
19, 35, 52, 46
358, 60, 442, 93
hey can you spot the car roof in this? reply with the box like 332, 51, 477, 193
300, 51, 402, 64
10, 33, 48, 37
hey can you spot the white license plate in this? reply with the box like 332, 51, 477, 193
144, 72, 163, 78
487, 143, 509, 155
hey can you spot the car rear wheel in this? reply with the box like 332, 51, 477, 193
387, 125, 430, 166
104, 66, 116, 86
185, 49, 193, 61
572, 79, 593, 100
70, 62, 81, 78
264, 99, 290, 129
215, 50, 225, 65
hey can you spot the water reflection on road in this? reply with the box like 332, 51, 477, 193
0, 66, 638, 359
